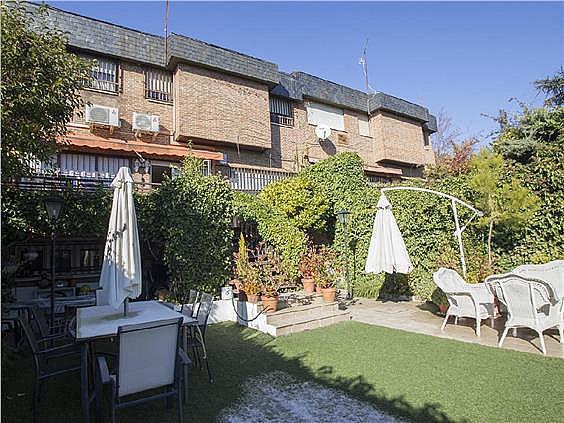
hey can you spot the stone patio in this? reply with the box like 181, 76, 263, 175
347, 299, 564, 358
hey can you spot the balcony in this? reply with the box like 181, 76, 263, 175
228, 165, 295, 193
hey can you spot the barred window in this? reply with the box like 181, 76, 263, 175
144, 68, 173, 103
269, 96, 294, 126
89, 57, 120, 93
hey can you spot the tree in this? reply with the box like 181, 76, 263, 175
469, 150, 539, 265
535, 68, 564, 107
1, 3, 91, 179
432, 109, 462, 162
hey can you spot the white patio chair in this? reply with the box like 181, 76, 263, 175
95, 317, 190, 423
433, 268, 496, 336
486, 273, 563, 355
514, 260, 564, 316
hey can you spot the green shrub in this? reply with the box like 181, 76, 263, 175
139, 157, 233, 299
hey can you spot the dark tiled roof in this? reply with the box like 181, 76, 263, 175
26, 2, 436, 132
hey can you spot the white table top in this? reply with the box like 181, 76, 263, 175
76, 300, 196, 341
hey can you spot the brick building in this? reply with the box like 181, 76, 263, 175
29, 3, 436, 191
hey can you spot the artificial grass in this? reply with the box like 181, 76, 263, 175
2, 321, 563, 422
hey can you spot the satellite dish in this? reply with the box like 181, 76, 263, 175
315, 124, 332, 140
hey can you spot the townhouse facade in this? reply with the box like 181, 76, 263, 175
29, 3, 436, 191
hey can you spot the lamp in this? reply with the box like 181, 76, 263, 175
44, 193, 63, 328
336, 209, 352, 300
44, 194, 63, 221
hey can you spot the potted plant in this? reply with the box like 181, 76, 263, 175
234, 233, 251, 301
299, 247, 319, 294
314, 247, 341, 303
431, 288, 449, 314
241, 266, 262, 303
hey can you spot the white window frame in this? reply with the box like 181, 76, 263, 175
89, 57, 120, 93
306, 101, 345, 131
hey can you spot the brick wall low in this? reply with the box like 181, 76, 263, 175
174, 64, 271, 150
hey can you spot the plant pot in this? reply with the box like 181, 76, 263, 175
438, 303, 448, 314
321, 287, 336, 303
302, 277, 315, 294
247, 294, 260, 304
315, 285, 323, 294
262, 295, 279, 313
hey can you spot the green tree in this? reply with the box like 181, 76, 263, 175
469, 150, 539, 265
1, 3, 91, 179
535, 68, 564, 107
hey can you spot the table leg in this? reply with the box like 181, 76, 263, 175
183, 326, 188, 404
81, 342, 90, 423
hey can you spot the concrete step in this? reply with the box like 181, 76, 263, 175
265, 300, 340, 323
267, 308, 350, 337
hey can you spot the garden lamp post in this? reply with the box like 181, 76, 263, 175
44, 193, 63, 328
336, 209, 352, 300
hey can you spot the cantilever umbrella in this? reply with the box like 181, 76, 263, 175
97, 167, 142, 314
365, 193, 413, 275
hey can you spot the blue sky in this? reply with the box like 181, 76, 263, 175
48, 1, 563, 142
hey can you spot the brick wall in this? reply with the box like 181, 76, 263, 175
174, 64, 271, 150
73, 60, 174, 147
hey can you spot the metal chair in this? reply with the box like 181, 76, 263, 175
186, 293, 214, 383
95, 317, 190, 423
18, 317, 83, 423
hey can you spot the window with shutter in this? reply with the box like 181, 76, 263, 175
358, 114, 371, 137
144, 68, 173, 103
88, 57, 120, 93
306, 102, 345, 131
269, 96, 294, 126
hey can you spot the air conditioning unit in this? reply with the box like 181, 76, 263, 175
132, 112, 160, 132
85, 104, 120, 127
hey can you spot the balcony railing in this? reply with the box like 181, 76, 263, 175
270, 113, 294, 127
229, 166, 295, 193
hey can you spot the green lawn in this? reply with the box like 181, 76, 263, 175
2, 321, 563, 422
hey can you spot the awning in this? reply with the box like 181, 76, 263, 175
58, 132, 224, 162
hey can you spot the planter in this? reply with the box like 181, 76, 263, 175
302, 277, 315, 294
315, 285, 323, 294
438, 303, 448, 314
321, 287, 336, 303
262, 295, 279, 313
247, 294, 261, 304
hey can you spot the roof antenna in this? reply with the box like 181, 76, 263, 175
359, 38, 376, 115
163, 0, 169, 65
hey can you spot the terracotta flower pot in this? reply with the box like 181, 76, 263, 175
438, 303, 448, 314
302, 277, 315, 294
262, 295, 279, 313
247, 294, 260, 304
321, 287, 336, 303
315, 285, 323, 294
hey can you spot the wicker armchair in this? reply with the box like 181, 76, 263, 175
486, 272, 563, 355
433, 268, 496, 336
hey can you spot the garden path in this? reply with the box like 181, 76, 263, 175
348, 299, 564, 358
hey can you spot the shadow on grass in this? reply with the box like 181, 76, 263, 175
2, 323, 461, 423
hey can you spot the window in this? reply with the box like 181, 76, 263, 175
358, 114, 370, 137
57, 153, 129, 179
269, 96, 294, 126
306, 101, 345, 131
151, 164, 172, 184
423, 132, 430, 147
89, 57, 120, 93
144, 69, 173, 103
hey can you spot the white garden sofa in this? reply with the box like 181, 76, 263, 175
433, 268, 496, 336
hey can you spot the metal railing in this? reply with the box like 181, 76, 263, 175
229, 166, 295, 193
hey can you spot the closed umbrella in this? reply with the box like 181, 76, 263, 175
97, 167, 142, 314
365, 193, 413, 274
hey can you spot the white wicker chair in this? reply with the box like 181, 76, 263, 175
486, 272, 563, 355
513, 260, 564, 316
433, 268, 496, 336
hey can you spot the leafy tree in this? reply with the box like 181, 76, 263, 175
535, 68, 564, 107
1, 3, 91, 179
469, 150, 539, 265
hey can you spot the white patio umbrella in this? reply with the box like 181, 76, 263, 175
97, 167, 142, 314
365, 193, 413, 274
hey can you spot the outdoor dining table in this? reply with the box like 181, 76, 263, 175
75, 300, 197, 423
